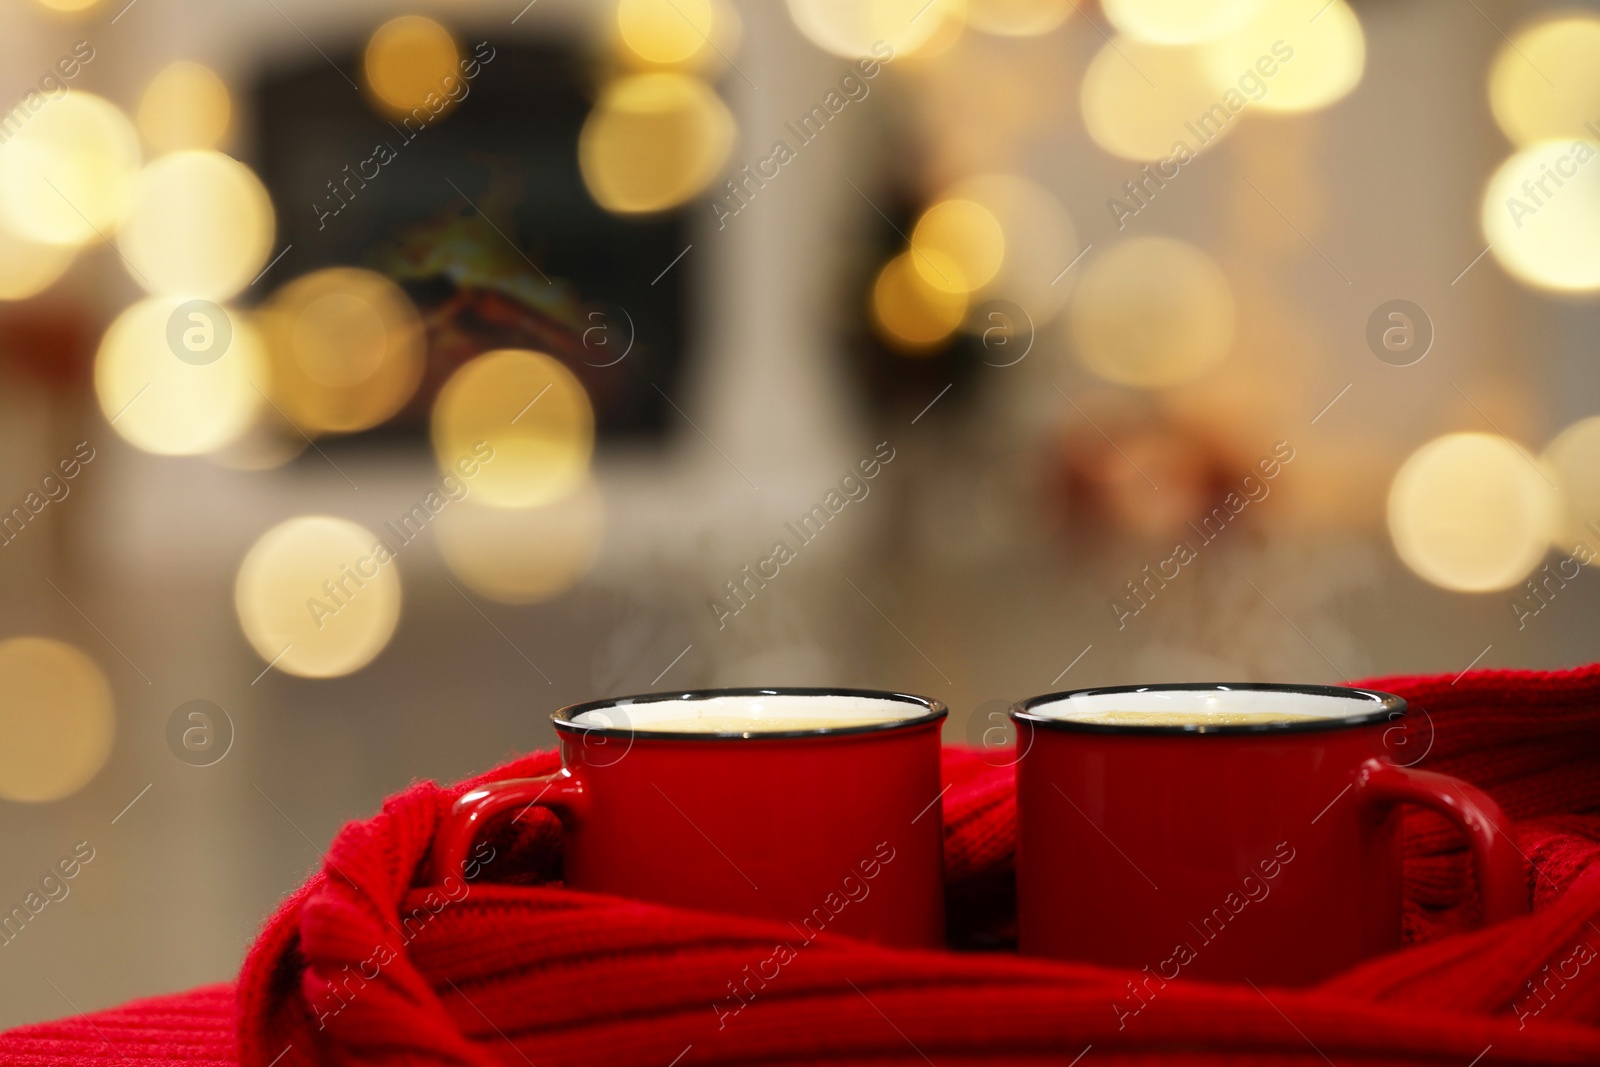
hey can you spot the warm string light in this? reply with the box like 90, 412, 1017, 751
95, 296, 267, 456
1480, 14, 1600, 293
0, 92, 140, 247
432, 349, 596, 508
235, 517, 403, 679
117, 150, 275, 300
363, 15, 464, 119
138, 61, 232, 152
909, 198, 1005, 294
945, 173, 1076, 324
1489, 14, 1600, 147
872, 251, 968, 352
617, 0, 716, 64
1387, 433, 1559, 593
1541, 416, 1600, 555
579, 71, 734, 214
257, 267, 426, 436
1081, 37, 1230, 162
1200, 0, 1364, 114
0, 638, 113, 803
1482, 139, 1600, 293
1080, 0, 1364, 162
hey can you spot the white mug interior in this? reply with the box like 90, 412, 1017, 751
1029, 687, 1387, 724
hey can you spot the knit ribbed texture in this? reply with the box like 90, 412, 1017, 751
6, 664, 1599, 1065
0, 983, 237, 1065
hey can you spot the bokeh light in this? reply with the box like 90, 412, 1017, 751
95, 296, 266, 456
0, 216, 75, 300
1081, 37, 1231, 161
964, 0, 1069, 38
235, 517, 402, 679
946, 173, 1076, 322
0, 92, 139, 247
1070, 237, 1234, 388
432, 349, 595, 508
1541, 415, 1600, 554
1200, 0, 1364, 114
1104, 0, 1262, 44
118, 150, 274, 300
1482, 139, 1600, 293
871, 251, 968, 352
0, 637, 113, 804
786, 0, 958, 58
437, 482, 606, 604
910, 198, 1005, 294
34, 0, 100, 10
138, 61, 232, 153
578, 72, 734, 214
260, 268, 426, 435
1489, 15, 1600, 147
618, 0, 715, 64
1388, 433, 1558, 592
363, 15, 462, 118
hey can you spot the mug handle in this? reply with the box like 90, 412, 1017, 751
1356, 758, 1528, 924
429, 770, 587, 885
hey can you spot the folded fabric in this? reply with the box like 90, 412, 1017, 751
5, 664, 1600, 1066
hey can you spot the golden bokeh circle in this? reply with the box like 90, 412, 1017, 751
1070, 237, 1234, 388
1200, 0, 1364, 114
964, 0, 1070, 38
0, 92, 140, 247
618, 0, 716, 64
786, 0, 955, 57
1388, 433, 1558, 593
871, 252, 968, 352
1541, 415, 1600, 553
432, 349, 595, 508
34, 0, 100, 11
1103, 0, 1262, 45
579, 73, 734, 214
1482, 140, 1600, 293
118, 150, 275, 300
138, 61, 232, 153
437, 482, 606, 604
0, 637, 114, 804
235, 516, 402, 679
260, 268, 426, 435
95, 296, 266, 456
1081, 37, 1231, 161
0, 216, 75, 300
364, 15, 463, 118
946, 173, 1076, 321
1489, 15, 1600, 147
910, 198, 1005, 294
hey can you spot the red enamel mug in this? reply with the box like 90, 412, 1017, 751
1011, 683, 1527, 988
430, 688, 948, 948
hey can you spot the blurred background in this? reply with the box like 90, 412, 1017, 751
2, 0, 1599, 1027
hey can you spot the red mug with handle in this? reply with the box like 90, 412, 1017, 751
1011, 683, 1527, 988
430, 688, 948, 948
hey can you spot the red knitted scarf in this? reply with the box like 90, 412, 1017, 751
7, 665, 1600, 1066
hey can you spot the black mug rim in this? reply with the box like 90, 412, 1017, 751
1010, 682, 1405, 736
552, 687, 948, 741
